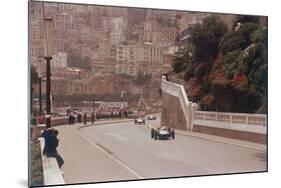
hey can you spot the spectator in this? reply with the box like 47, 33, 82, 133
44, 129, 64, 168
38, 113, 45, 124
91, 112, 95, 124
68, 113, 72, 125
77, 111, 82, 123
83, 113, 87, 125
41, 128, 53, 155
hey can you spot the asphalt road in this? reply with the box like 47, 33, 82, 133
56, 114, 266, 184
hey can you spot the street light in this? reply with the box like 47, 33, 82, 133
44, 17, 54, 128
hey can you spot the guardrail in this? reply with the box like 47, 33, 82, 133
38, 138, 65, 186
195, 111, 267, 126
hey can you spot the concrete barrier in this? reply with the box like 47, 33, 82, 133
38, 138, 65, 186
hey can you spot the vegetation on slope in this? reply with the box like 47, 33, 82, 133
172, 15, 267, 113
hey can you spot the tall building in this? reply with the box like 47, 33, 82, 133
110, 17, 126, 45
51, 52, 67, 68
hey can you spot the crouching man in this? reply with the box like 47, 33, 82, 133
42, 129, 64, 168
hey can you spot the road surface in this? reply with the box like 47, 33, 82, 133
55, 115, 266, 184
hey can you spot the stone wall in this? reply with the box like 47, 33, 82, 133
161, 92, 187, 130
193, 125, 266, 144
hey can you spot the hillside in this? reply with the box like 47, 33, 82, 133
171, 15, 267, 113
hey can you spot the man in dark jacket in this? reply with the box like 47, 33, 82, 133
42, 129, 64, 168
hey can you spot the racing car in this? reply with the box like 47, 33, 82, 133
151, 124, 175, 140
147, 115, 156, 120
134, 118, 145, 124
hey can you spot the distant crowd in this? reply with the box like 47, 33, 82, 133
67, 109, 95, 125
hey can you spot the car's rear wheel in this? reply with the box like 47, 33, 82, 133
172, 130, 175, 139
151, 129, 154, 139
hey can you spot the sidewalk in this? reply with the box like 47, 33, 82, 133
148, 124, 266, 151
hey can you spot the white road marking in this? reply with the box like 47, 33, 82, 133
74, 128, 144, 179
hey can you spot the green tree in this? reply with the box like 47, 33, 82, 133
191, 16, 227, 62
236, 23, 260, 45
219, 33, 247, 55
237, 15, 260, 24
216, 25, 267, 113
172, 47, 192, 73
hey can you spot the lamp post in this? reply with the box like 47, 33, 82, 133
44, 17, 54, 128
37, 57, 44, 115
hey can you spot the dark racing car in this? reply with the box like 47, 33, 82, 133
151, 124, 175, 140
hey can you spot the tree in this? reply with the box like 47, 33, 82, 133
191, 16, 227, 62
219, 32, 247, 55
237, 15, 260, 24
172, 47, 192, 73
236, 23, 260, 46
216, 25, 267, 113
